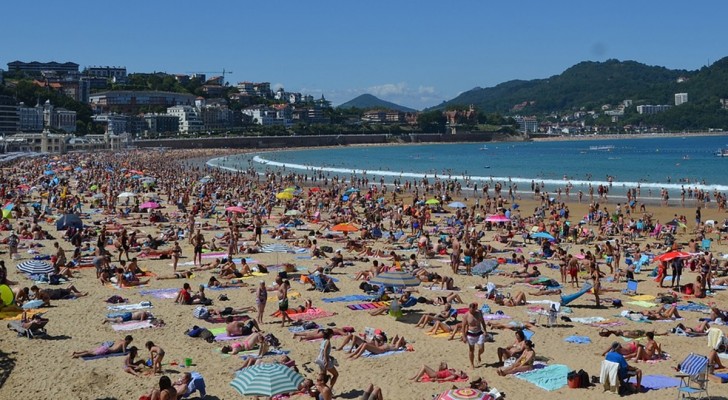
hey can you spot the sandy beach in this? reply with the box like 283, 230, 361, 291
0, 147, 726, 400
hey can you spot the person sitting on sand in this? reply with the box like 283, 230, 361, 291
494, 291, 527, 307
156, 270, 193, 280
113, 267, 150, 287
72, 335, 133, 358
337, 329, 386, 353
172, 373, 192, 398
632, 331, 663, 362
142, 375, 176, 400
420, 292, 464, 305
103, 310, 154, 324
497, 329, 527, 365
414, 303, 453, 328
123, 346, 145, 376
605, 342, 642, 393
347, 334, 408, 359
220, 332, 267, 354
359, 383, 384, 400
226, 318, 260, 337
409, 361, 468, 382
497, 340, 536, 376
292, 327, 355, 341
174, 283, 193, 305
30, 284, 88, 306
672, 321, 711, 336
641, 304, 681, 320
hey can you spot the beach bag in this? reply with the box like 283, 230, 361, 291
49, 275, 61, 285
264, 333, 281, 348
578, 369, 590, 388
567, 371, 581, 388
320, 245, 333, 253
199, 328, 214, 343
187, 326, 203, 337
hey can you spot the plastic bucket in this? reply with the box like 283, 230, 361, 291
184, 358, 192, 367
567, 375, 581, 389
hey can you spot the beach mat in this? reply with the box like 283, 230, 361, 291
514, 364, 569, 391
322, 295, 374, 303
290, 308, 336, 321
111, 320, 157, 331
107, 302, 153, 311
206, 315, 249, 324
347, 302, 390, 310
564, 335, 591, 344
628, 375, 681, 390
81, 352, 127, 361
139, 288, 178, 299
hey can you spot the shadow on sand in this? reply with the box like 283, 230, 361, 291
0, 349, 17, 389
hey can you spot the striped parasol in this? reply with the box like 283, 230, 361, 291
17, 260, 54, 275
261, 243, 295, 253
230, 363, 304, 397
368, 271, 420, 287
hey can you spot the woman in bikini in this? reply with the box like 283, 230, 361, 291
220, 332, 267, 355
497, 340, 536, 376
293, 327, 355, 341
347, 335, 407, 359
495, 291, 527, 307
409, 362, 467, 382
415, 303, 453, 328
599, 329, 669, 338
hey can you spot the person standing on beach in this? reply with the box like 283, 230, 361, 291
255, 280, 267, 324
171, 241, 182, 272
254, 214, 263, 245
192, 230, 204, 266
278, 280, 293, 327
589, 254, 601, 307
461, 302, 488, 369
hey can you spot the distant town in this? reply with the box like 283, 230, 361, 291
0, 60, 722, 154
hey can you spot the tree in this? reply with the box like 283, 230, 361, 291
417, 110, 446, 133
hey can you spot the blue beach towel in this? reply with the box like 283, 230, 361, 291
322, 295, 373, 303
628, 375, 681, 391
81, 351, 128, 361
564, 335, 591, 344
515, 364, 569, 391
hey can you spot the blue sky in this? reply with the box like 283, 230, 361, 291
2, 1, 727, 110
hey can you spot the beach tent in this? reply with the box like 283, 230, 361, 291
56, 214, 83, 230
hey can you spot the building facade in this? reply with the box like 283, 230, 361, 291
7, 61, 79, 75
167, 106, 203, 134
18, 102, 44, 132
636, 104, 672, 115
84, 66, 127, 79
143, 114, 180, 137
675, 93, 688, 106
0, 95, 19, 135
89, 91, 197, 113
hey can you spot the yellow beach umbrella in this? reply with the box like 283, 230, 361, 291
276, 192, 294, 200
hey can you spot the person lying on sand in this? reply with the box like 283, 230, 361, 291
156, 270, 193, 280
207, 306, 256, 318
494, 291, 527, 307
30, 285, 88, 306
409, 362, 468, 382
347, 334, 408, 360
599, 328, 669, 338
292, 327, 355, 341
487, 320, 537, 331
72, 335, 133, 358
226, 318, 261, 337
103, 310, 155, 324
220, 332, 267, 355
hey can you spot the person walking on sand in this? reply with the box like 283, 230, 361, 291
171, 241, 182, 272
278, 280, 293, 327
461, 302, 488, 369
192, 230, 204, 266
255, 280, 267, 324
315, 328, 339, 390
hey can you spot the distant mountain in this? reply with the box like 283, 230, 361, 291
338, 94, 417, 112
431, 57, 728, 130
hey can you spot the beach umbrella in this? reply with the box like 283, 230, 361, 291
437, 388, 489, 400
369, 271, 420, 287
43, 170, 55, 176
16, 260, 54, 275
92, 193, 104, 199
225, 206, 247, 214
653, 251, 691, 262
485, 214, 510, 222
344, 187, 360, 195
425, 198, 440, 205
1, 209, 10, 219
3, 202, 14, 211
284, 209, 301, 216
531, 232, 555, 241
200, 176, 213, 184
140, 201, 161, 209
309, 187, 321, 193
230, 363, 304, 397
331, 223, 359, 232
261, 243, 295, 253
472, 259, 499, 276
447, 201, 467, 209
276, 192, 294, 200
0, 284, 14, 306
56, 214, 83, 230
117, 192, 136, 198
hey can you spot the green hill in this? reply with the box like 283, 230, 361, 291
338, 94, 417, 112
433, 57, 728, 130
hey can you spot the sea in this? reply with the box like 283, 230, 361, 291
207, 135, 728, 200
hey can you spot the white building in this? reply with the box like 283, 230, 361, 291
92, 114, 129, 135
636, 105, 671, 115
675, 93, 688, 106
167, 105, 203, 134
241, 106, 291, 126
41, 100, 76, 133
18, 102, 43, 131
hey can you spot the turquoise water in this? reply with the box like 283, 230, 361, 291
209, 135, 728, 196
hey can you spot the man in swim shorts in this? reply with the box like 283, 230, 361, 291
72, 335, 133, 358
102, 311, 153, 324
461, 302, 488, 369
226, 317, 261, 336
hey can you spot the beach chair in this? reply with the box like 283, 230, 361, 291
181, 371, 206, 398
675, 353, 709, 400
622, 280, 638, 296
633, 255, 650, 273
7, 319, 48, 339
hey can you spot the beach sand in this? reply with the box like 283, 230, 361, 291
0, 149, 726, 400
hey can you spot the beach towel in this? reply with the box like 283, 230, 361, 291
362, 349, 407, 358
626, 301, 658, 308
347, 302, 390, 310
81, 352, 127, 361
564, 335, 591, 344
288, 323, 320, 333
425, 330, 453, 339
205, 315, 249, 324
483, 313, 512, 321
22, 300, 45, 310
107, 302, 153, 311
514, 364, 569, 391
268, 290, 300, 301
569, 316, 605, 324
211, 327, 245, 342
627, 375, 681, 390
677, 303, 710, 312
291, 308, 336, 321
139, 288, 179, 299
630, 295, 656, 301
111, 320, 156, 331
322, 295, 373, 303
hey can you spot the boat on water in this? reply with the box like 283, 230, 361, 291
589, 145, 615, 151
479, 145, 488, 151
716, 147, 728, 157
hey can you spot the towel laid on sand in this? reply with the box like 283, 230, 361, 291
290, 308, 336, 321
564, 335, 591, 344
107, 302, 153, 311
81, 352, 127, 361
676, 303, 710, 312
626, 301, 659, 308
111, 320, 156, 331
139, 288, 179, 299
347, 302, 390, 310
322, 295, 374, 303
628, 375, 681, 390
515, 364, 569, 391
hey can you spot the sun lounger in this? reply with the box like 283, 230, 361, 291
7, 320, 47, 339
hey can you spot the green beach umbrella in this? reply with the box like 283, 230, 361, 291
231, 363, 304, 397
425, 198, 440, 205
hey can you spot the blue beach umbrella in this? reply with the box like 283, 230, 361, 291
369, 271, 420, 287
231, 363, 304, 397
472, 259, 499, 276
531, 232, 555, 241
447, 201, 467, 209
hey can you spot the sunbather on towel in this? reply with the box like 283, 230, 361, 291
409, 362, 467, 382
172, 373, 192, 398
336, 330, 385, 353
415, 303, 453, 328
640, 304, 681, 320
226, 318, 261, 337
221, 332, 267, 355
30, 285, 88, 306
207, 306, 256, 318
156, 271, 193, 280
632, 331, 664, 362
487, 320, 537, 331
72, 335, 133, 358
293, 327, 354, 341
141, 375, 176, 400
494, 291, 527, 307
598, 328, 669, 338
347, 334, 407, 359
497, 340, 536, 376
102, 310, 154, 324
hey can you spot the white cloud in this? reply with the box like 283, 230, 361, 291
418, 85, 435, 94
272, 82, 284, 91
367, 82, 408, 97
